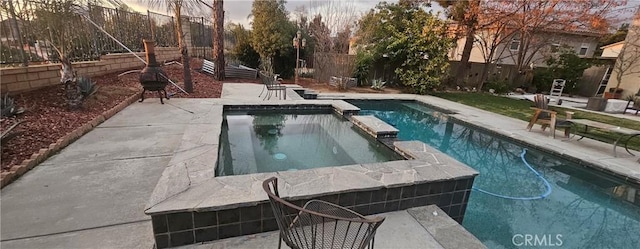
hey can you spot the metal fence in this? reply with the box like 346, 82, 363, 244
0, 0, 178, 67
189, 16, 212, 59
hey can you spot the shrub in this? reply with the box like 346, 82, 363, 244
485, 79, 511, 94
1, 93, 24, 118
532, 68, 554, 93
77, 77, 98, 98
370, 79, 386, 90
353, 51, 375, 86
544, 48, 591, 94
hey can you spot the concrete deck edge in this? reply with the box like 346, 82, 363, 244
408, 206, 487, 249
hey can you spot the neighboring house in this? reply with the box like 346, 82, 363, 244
604, 11, 640, 98
600, 41, 625, 58
449, 27, 601, 68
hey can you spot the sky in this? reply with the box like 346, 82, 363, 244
122, 0, 639, 30
123, 0, 445, 28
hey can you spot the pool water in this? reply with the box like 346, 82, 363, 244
350, 100, 640, 249
216, 110, 402, 176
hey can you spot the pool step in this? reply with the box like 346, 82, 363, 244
293, 88, 318, 99
351, 115, 399, 139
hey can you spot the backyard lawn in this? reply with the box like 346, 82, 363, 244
433, 92, 640, 152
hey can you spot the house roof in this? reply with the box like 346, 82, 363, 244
600, 41, 625, 49
536, 23, 605, 37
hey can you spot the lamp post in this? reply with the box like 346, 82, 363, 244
293, 30, 306, 84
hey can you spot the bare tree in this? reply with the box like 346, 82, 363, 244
611, 11, 640, 93
474, 20, 518, 89
493, 0, 624, 84
305, 0, 358, 82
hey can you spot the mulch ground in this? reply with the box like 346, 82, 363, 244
0, 58, 223, 171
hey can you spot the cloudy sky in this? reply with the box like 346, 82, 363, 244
122, 0, 639, 29
123, 0, 445, 28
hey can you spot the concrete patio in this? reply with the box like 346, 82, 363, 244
1, 82, 638, 248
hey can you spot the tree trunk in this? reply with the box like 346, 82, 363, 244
455, 0, 479, 86
614, 73, 623, 91
176, 14, 193, 93
60, 56, 81, 109
477, 62, 491, 90
456, 25, 476, 86
212, 0, 225, 80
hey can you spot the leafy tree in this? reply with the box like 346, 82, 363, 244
595, 23, 630, 56
356, 2, 452, 94
352, 50, 375, 85
544, 47, 592, 94
228, 23, 260, 68
600, 23, 630, 47
250, 0, 294, 73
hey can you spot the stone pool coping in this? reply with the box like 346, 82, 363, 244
321, 94, 640, 186
145, 99, 479, 215
351, 115, 399, 139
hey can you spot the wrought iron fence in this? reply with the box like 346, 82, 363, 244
148, 10, 176, 47
0, 0, 178, 67
189, 16, 212, 59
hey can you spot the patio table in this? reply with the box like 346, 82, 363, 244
568, 119, 640, 157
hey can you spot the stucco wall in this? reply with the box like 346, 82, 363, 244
1, 47, 181, 94
450, 30, 600, 67
601, 42, 624, 58
605, 13, 640, 97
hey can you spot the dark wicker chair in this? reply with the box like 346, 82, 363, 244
263, 177, 385, 249
258, 72, 286, 100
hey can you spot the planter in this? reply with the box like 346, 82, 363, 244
604, 92, 622, 99
587, 97, 607, 111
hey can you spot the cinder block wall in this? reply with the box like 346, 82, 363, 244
0, 47, 181, 94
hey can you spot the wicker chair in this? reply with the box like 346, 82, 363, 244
262, 177, 385, 249
258, 72, 286, 100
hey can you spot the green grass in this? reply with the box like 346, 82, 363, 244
433, 92, 640, 152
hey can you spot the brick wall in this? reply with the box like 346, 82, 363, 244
0, 47, 181, 94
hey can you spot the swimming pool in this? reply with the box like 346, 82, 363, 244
216, 110, 402, 176
350, 100, 640, 249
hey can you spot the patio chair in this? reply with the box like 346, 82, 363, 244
527, 94, 573, 138
263, 177, 385, 249
624, 96, 640, 115
258, 72, 286, 100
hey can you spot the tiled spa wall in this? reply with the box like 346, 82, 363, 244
151, 177, 475, 248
